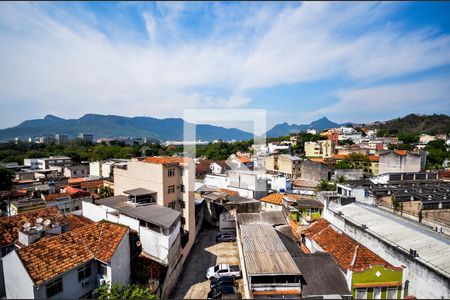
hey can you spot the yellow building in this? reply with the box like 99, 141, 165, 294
305, 140, 335, 158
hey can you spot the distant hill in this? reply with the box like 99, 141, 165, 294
266, 117, 351, 137
374, 114, 450, 135
0, 114, 253, 142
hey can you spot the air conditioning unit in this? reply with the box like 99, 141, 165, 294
98, 278, 106, 286
81, 279, 90, 288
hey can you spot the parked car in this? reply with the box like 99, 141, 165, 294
206, 264, 241, 280
210, 276, 236, 289
207, 285, 239, 299
216, 233, 236, 242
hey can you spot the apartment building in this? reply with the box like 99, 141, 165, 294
378, 150, 426, 174
24, 156, 71, 170
113, 157, 195, 259
305, 140, 335, 158
265, 154, 302, 178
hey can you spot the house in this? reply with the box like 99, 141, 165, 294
89, 159, 129, 178
301, 219, 404, 299
259, 193, 298, 211
305, 140, 335, 158
3, 221, 129, 299
282, 196, 324, 224
82, 192, 182, 297
227, 154, 254, 170
324, 202, 450, 299
204, 169, 267, 200
265, 154, 301, 178
0, 207, 93, 297
378, 150, 426, 174
64, 165, 89, 179
113, 156, 195, 259
195, 160, 229, 178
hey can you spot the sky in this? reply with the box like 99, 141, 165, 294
0, 1, 449, 131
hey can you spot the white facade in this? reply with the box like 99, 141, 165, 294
82, 202, 180, 265
4, 231, 130, 299
266, 174, 291, 192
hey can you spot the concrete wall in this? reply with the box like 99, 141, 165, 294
260, 202, 282, 211
301, 160, 330, 183
379, 152, 422, 174
325, 210, 450, 299
4, 251, 35, 299
109, 231, 131, 285
90, 161, 101, 177
334, 169, 364, 180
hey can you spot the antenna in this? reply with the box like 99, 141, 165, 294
36, 217, 43, 224
43, 219, 51, 227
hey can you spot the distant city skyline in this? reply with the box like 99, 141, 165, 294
1, 2, 450, 130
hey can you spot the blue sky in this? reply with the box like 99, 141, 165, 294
0, 1, 449, 131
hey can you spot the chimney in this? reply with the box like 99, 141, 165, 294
18, 223, 44, 246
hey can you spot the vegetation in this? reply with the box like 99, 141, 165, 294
0, 166, 14, 191
196, 140, 253, 160
98, 186, 113, 198
375, 113, 450, 135
334, 153, 371, 172
425, 140, 449, 170
316, 179, 336, 191
94, 283, 158, 300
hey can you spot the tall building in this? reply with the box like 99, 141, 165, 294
113, 156, 196, 259
78, 133, 94, 143
55, 134, 68, 145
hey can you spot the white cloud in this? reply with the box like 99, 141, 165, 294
0, 2, 449, 128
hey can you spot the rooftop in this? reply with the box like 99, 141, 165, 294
96, 196, 181, 229
302, 219, 399, 272
0, 207, 91, 248
260, 193, 300, 206
17, 221, 128, 285
237, 211, 287, 226
240, 223, 301, 275
293, 253, 351, 297
44, 192, 70, 202
141, 156, 188, 165
329, 203, 450, 277
123, 187, 156, 196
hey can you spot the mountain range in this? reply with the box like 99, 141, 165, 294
1, 113, 446, 142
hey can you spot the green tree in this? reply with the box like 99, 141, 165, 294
94, 282, 158, 300
98, 186, 113, 198
425, 140, 449, 169
316, 179, 336, 191
0, 166, 14, 191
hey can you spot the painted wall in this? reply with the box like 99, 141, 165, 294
108, 231, 131, 285
351, 265, 402, 299
4, 251, 35, 299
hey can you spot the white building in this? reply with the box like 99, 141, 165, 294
204, 170, 267, 199
24, 156, 71, 170
3, 221, 130, 299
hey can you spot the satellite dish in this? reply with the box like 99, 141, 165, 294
36, 225, 43, 231
23, 222, 31, 232
43, 219, 51, 226
36, 217, 43, 224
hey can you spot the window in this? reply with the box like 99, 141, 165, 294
46, 277, 63, 298
98, 261, 107, 276
387, 287, 398, 299
180, 184, 185, 193
373, 287, 382, 299
355, 288, 367, 299
168, 201, 176, 210
78, 263, 91, 281
168, 168, 175, 177
168, 185, 175, 193
75, 206, 80, 211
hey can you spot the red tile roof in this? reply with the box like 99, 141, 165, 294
0, 207, 67, 247
17, 221, 128, 285
44, 192, 70, 202
237, 157, 252, 164
260, 193, 301, 206
332, 154, 348, 160
68, 178, 86, 184
65, 214, 94, 230
394, 150, 408, 156
218, 188, 239, 196
63, 186, 91, 198
142, 156, 188, 165
368, 155, 379, 162
302, 219, 399, 272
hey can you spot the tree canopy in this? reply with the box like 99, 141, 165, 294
94, 283, 158, 300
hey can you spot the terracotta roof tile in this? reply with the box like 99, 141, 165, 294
260, 193, 301, 206
44, 192, 70, 202
237, 157, 252, 164
63, 186, 91, 198
218, 188, 239, 196
17, 221, 128, 285
65, 214, 94, 230
142, 156, 188, 165
368, 155, 379, 162
394, 150, 408, 156
302, 219, 399, 272
0, 207, 67, 247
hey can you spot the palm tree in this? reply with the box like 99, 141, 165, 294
98, 186, 113, 198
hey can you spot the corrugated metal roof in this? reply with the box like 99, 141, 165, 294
331, 203, 450, 277
96, 196, 181, 229
237, 211, 287, 226
293, 253, 351, 297
240, 224, 301, 275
